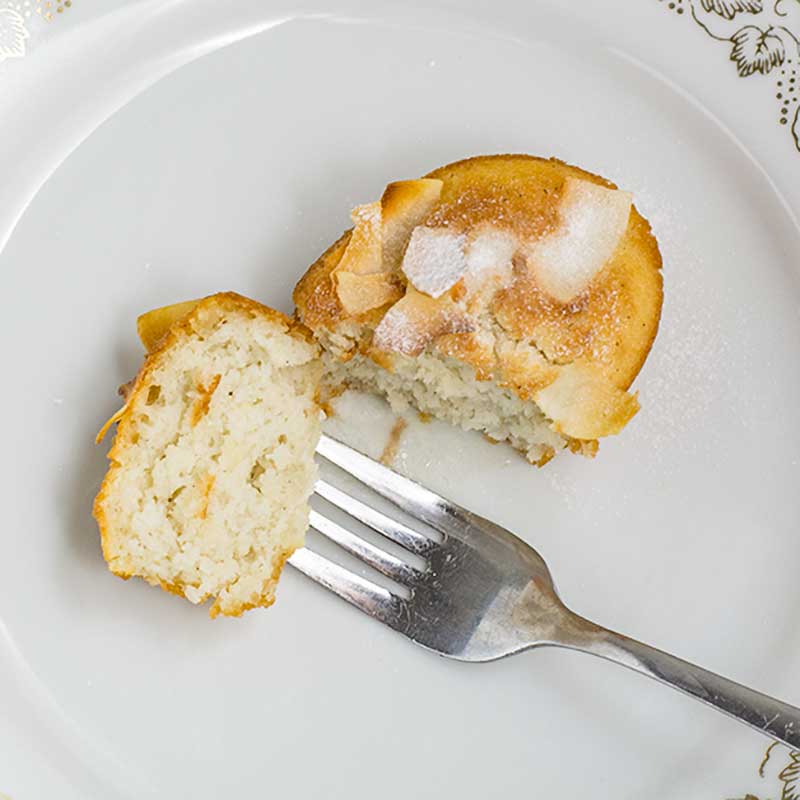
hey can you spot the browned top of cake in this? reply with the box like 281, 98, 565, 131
294, 154, 663, 440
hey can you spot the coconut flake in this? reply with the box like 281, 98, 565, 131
464, 228, 516, 295
373, 302, 428, 355
528, 179, 632, 302
334, 271, 402, 315
381, 179, 443, 270
336, 202, 383, 275
401, 227, 468, 298
373, 289, 475, 355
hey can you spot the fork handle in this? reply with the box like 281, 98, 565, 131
571, 623, 800, 749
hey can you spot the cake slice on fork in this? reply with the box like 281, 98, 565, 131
94, 292, 322, 617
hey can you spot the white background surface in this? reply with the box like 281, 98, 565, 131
0, 2, 798, 798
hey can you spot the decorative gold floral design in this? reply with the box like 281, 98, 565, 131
780, 751, 800, 799
702, 0, 764, 19
0, 6, 28, 60
730, 24, 787, 73
0, 0, 73, 63
34, 0, 73, 23
730, 744, 800, 800
660, 0, 800, 151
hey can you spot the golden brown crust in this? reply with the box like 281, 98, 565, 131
207, 548, 294, 619
93, 292, 317, 615
426, 155, 663, 391
381, 179, 443, 270
491, 207, 662, 391
137, 292, 311, 353
137, 299, 203, 354
293, 154, 663, 449
113, 548, 295, 619
292, 233, 350, 330
334, 271, 403, 315
425, 155, 569, 238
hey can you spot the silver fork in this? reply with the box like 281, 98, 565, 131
289, 434, 800, 748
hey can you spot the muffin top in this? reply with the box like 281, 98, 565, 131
294, 154, 663, 440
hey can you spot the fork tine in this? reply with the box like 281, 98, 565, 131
308, 509, 420, 584
287, 547, 406, 626
315, 479, 435, 555
317, 435, 458, 533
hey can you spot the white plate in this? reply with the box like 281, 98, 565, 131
1, 1, 799, 798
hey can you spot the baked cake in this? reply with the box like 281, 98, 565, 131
294, 155, 662, 464
94, 292, 322, 617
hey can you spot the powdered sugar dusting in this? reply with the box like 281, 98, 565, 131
587, 284, 623, 364
351, 202, 380, 227
633, 275, 729, 467
373, 301, 428, 354
373, 290, 475, 356
464, 228, 516, 295
401, 227, 468, 298
528, 179, 632, 302
427, 186, 556, 239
